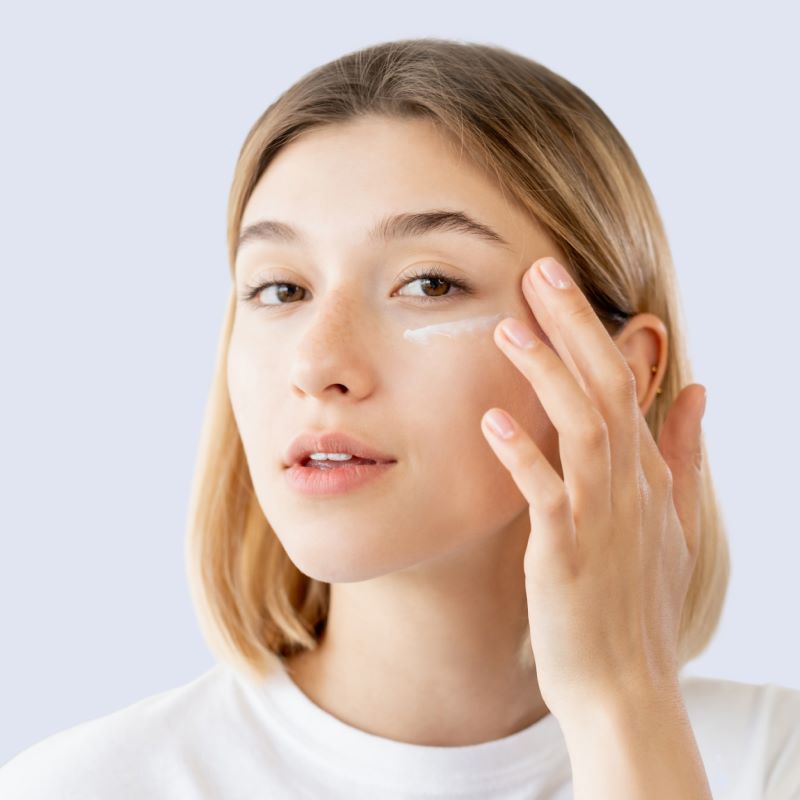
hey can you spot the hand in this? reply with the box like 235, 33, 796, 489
481, 256, 707, 724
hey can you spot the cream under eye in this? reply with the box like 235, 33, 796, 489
238, 266, 476, 309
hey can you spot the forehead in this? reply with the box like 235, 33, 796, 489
239, 116, 538, 249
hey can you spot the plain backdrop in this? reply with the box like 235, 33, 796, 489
1, 0, 798, 768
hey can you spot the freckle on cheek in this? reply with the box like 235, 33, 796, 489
402, 312, 513, 345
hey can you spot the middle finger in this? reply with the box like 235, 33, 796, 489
494, 315, 613, 517
522, 258, 641, 485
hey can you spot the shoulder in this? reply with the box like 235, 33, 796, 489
0, 664, 235, 800
679, 673, 800, 798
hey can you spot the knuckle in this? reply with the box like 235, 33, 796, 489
614, 365, 638, 399
539, 358, 562, 381
539, 490, 570, 517
657, 463, 674, 496
517, 444, 544, 472
506, 438, 544, 474
577, 414, 609, 449
566, 302, 596, 323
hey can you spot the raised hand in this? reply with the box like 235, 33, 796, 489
481, 256, 707, 725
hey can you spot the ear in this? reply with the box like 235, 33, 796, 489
611, 313, 669, 415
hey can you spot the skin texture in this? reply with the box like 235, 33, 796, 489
485, 262, 711, 796
228, 114, 677, 750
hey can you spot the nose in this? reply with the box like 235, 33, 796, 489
288, 288, 378, 400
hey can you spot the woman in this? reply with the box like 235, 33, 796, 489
3, 38, 799, 799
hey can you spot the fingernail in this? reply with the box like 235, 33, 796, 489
500, 318, 536, 348
484, 409, 516, 439
538, 258, 572, 289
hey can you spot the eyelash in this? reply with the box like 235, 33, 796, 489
238, 266, 476, 309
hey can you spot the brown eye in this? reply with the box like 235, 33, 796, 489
239, 266, 476, 309
268, 283, 305, 304
241, 282, 306, 306
401, 275, 451, 298
396, 267, 475, 303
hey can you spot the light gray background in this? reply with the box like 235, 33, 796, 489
1, 0, 798, 767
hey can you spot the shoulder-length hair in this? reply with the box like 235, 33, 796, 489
185, 38, 729, 684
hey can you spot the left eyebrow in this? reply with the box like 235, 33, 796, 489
236, 209, 514, 254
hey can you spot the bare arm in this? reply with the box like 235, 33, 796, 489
560, 681, 712, 799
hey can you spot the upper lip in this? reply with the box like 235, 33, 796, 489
284, 430, 398, 467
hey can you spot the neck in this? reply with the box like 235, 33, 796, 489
282, 509, 551, 746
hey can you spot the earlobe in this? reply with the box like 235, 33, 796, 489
613, 313, 669, 411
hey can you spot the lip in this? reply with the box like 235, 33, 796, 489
283, 430, 398, 468
285, 460, 397, 496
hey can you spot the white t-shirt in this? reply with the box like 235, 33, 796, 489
1, 656, 799, 799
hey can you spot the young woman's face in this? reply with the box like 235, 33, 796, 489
229, 114, 569, 582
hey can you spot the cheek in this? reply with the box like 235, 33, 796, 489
400, 333, 545, 470
227, 329, 262, 432
226, 328, 284, 481
404, 329, 552, 433
402, 331, 560, 485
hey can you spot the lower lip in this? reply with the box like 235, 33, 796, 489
284, 460, 397, 495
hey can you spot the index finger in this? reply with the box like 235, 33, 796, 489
524, 257, 641, 477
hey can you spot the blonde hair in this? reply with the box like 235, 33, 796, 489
185, 38, 730, 684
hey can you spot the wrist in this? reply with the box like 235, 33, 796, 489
556, 672, 684, 735
555, 676, 711, 800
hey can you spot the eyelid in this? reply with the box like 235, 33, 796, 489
238, 265, 476, 308
395, 265, 474, 300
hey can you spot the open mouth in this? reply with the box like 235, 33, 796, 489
300, 456, 379, 469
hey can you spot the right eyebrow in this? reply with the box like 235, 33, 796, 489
236, 209, 514, 255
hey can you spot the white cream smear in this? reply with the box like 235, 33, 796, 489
402, 312, 511, 344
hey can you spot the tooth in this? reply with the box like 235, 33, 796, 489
308, 452, 354, 461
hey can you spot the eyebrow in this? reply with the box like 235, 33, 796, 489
236, 209, 513, 255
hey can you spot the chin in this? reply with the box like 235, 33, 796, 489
279, 529, 440, 585
288, 559, 388, 585
278, 537, 391, 584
